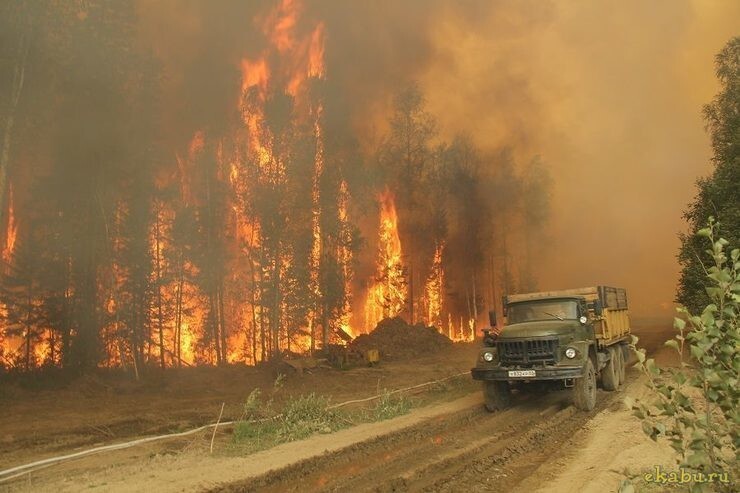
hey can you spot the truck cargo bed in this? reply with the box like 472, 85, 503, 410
506, 286, 630, 346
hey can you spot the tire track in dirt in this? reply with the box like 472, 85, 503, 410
214, 382, 626, 493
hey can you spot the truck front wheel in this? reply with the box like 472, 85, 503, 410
483, 381, 511, 412
573, 358, 596, 411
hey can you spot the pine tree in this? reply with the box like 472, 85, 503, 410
380, 83, 437, 323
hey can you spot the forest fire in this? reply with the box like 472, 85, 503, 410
1, 186, 17, 265
364, 191, 407, 332
0, 0, 571, 373
422, 242, 444, 328
1, 4, 738, 491
1, 0, 479, 372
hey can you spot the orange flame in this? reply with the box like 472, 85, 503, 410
307, 102, 324, 345
364, 190, 407, 331
337, 179, 354, 336
2, 186, 18, 264
422, 242, 444, 328
237, 0, 332, 355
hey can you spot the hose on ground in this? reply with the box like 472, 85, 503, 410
0, 370, 471, 482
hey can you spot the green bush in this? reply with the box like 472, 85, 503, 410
368, 389, 412, 420
628, 218, 739, 492
233, 392, 344, 449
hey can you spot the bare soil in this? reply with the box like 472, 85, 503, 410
0, 321, 676, 492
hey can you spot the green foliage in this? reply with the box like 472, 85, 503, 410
678, 37, 740, 314
629, 218, 739, 492
242, 388, 267, 420
233, 392, 344, 449
232, 383, 414, 454
367, 389, 412, 421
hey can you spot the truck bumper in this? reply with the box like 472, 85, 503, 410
471, 366, 583, 381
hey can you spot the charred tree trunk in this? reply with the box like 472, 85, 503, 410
130, 292, 141, 380
409, 261, 414, 324
154, 212, 165, 369
0, 18, 29, 233
472, 272, 478, 322
502, 227, 510, 297
248, 254, 259, 365
321, 303, 329, 350
60, 259, 72, 368
218, 282, 227, 365
174, 257, 184, 367
49, 329, 55, 366
209, 293, 222, 365
24, 284, 32, 371
258, 250, 266, 363
272, 247, 281, 359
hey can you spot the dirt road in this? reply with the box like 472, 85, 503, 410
214, 322, 676, 492
218, 382, 626, 492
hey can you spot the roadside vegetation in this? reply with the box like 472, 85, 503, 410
624, 36, 739, 493
628, 220, 738, 492
228, 372, 473, 455
677, 37, 739, 314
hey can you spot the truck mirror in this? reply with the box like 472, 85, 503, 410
488, 310, 497, 327
593, 300, 603, 316
482, 329, 497, 346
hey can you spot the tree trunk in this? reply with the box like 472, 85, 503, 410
502, 225, 510, 297
472, 273, 478, 338
174, 257, 184, 367
49, 329, 55, 366
155, 211, 165, 369
321, 305, 329, 349
272, 248, 281, 359
24, 284, 32, 371
258, 249, 266, 363
218, 282, 227, 364
409, 261, 414, 324
210, 293, 222, 364
0, 21, 29, 233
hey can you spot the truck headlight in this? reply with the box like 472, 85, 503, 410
565, 347, 577, 359
483, 351, 494, 362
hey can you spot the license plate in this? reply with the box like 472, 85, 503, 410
508, 370, 536, 378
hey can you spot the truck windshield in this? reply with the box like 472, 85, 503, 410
507, 299, 578, 324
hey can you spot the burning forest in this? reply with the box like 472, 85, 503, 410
0, 0, 552, 373
5, 0, 731, 375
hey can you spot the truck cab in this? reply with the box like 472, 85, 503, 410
471, 286, 631, 412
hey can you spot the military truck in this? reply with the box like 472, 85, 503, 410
471, 286, 631, 412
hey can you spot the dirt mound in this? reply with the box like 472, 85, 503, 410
350, 317, 452, 359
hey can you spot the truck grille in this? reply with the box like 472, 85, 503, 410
497, 338, 559, 365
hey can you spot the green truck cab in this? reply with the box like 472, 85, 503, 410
471, 286, 631, 412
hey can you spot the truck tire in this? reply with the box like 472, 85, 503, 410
573, 358, 596, 411
483, 381, 511, 412
616, 344, 626, 385
601, 347, 620, 391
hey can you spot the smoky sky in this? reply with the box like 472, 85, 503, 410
136, 0, 740, 318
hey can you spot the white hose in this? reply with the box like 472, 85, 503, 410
0, 370, 470, 482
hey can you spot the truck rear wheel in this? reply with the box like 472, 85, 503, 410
616, 344, 626, 385
483, 381, 511, 412
573, 358, 596, 411
601, 347, 620, 391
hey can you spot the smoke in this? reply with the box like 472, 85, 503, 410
136, 0, 740, 318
